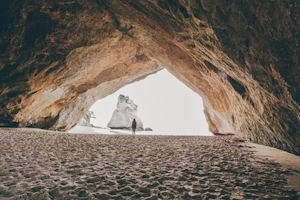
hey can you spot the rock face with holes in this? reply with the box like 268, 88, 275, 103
0, 0, 299, 154
107, 94, 143, 129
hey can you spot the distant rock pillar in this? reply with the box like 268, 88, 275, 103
107, 94, 143, 129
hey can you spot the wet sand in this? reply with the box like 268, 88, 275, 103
0, 128, 299, 199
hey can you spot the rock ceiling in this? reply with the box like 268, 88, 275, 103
0, 0, 299, 155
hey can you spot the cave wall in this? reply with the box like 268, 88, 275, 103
0, 0, 299, 154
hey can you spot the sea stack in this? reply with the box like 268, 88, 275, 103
107, 95, 143, 130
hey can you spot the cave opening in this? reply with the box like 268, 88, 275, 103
69, 69, 213, 136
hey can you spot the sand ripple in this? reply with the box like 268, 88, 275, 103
0, 129, 299, 199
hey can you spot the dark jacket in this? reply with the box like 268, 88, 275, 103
132, 120, 137, 129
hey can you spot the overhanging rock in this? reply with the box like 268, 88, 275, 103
0, 0, 299, 155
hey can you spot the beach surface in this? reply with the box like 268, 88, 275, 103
68, 125, 214, 136
0, 128, 299, 199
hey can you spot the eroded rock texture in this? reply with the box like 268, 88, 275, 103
0, 0, 299, 154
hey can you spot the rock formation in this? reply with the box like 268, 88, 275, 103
0, 0, 299, 154
79, 111, 95, 126
107, 94, 143, 129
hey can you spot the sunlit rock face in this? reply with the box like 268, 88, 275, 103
0, 0, 299, 154
107, 94, 143, 129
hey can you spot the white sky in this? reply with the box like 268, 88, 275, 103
90, 69, 213, 136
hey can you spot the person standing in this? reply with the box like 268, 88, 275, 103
132, 119, 137, 135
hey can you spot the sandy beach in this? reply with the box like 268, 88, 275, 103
0, 128, 299, 199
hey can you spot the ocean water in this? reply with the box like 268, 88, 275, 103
68, 125, 214, 136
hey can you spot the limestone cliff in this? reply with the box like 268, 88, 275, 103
0, 0, 299, 155
107, 94, 143, 129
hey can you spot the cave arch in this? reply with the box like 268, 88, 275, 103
0, 0, 299, 155
85, 69, 213, 136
